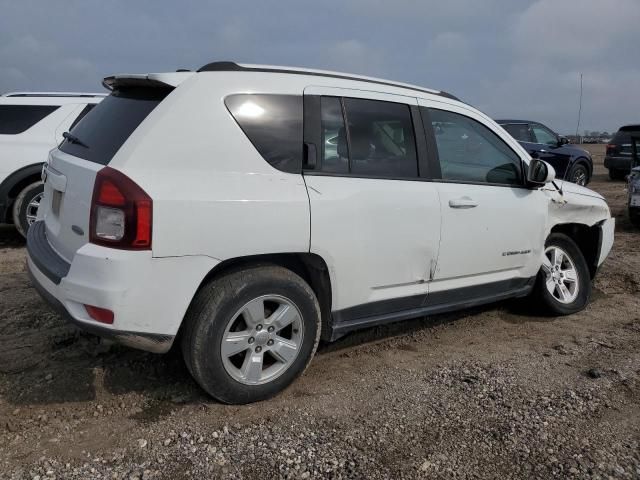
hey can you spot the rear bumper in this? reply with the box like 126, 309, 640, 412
604, 156, 631, 171
26, 221, 220, 353
28, 262, 174, 353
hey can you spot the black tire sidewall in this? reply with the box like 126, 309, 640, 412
536, 233, 591, 315
570, 164, 589, 185
186, 267, 320, 404
13, 182, 44, 238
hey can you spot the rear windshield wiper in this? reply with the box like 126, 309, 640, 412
62, 131, 89, 148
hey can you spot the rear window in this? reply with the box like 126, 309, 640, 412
60, 88, 170, 165
612, 130, 631, 144
225, 94, 303, 173
0, 105, 59, 134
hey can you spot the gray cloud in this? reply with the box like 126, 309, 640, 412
0, 0, 637, 133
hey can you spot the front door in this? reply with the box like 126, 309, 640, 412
530, 123, 572, 179
419, 101, 548, 295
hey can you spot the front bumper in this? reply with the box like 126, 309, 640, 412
26, 221, 219, 354
597, 217, 615, 267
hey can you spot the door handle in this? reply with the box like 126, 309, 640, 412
449, 197, 478, 209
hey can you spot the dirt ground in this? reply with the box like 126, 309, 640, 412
1, 145, 639, 479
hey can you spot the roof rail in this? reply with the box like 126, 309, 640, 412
196, 61, 460, 101
1, 92, 107, 98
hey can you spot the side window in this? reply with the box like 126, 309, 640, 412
225, 94, 303, 173
0, 105, 59, 135
342, 98, 418, 178
427, 108, 522, 186
320, 96, 349, 173
531, 124, 558, 146
502, 123, 532, 143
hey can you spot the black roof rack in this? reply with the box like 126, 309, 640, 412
197, 61, 460, 101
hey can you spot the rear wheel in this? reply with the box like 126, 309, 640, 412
12, 181, 44, 238
569, 163, 589, 185
608, 169, 626, 181
533, 233, 591, 315
181, 265, 321, 404
630, 207, 640, 228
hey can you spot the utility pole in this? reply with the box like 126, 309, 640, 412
575, 73, 583, 141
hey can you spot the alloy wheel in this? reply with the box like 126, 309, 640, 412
221, 295, 303, 385
26, 192, 44, 226
541, 246, 579, 304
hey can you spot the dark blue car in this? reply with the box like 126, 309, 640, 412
496, 120, 593, 185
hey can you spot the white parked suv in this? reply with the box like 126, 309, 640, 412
27, 63, 615, 404
0, 92, 104, 237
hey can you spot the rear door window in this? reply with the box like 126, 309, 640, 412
225, 94, 303, 174
59, 88, 170, 165
0, 105, 59, 134
343, 98, 418, 178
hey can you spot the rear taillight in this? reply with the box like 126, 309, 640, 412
606, 144, 618, 155
90, 167, 152, 250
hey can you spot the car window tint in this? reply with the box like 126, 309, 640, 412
502, 123, 531, 142
60, 88, 170, 165
532, 124, 558, 146
0, 105, 59, 134
427, 108, 522, 186
225, 94, 303, 174
342, 97, 418, 178
68, 104, 97, 132
319, 97, 349, 173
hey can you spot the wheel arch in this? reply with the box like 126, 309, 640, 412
0, 163, 44, 223
572, 156, 593, 178
185, 252, 334, 342
549, 222, 601, 279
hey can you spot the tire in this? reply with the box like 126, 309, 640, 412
532, 233, 591, 315
181, 265, 321, 404
608, 169, 626, 181
569, 163, 589, 185
630, 208, 640, 228
12, 181, 44, 238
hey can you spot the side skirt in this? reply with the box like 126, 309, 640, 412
329, 277, 536, 341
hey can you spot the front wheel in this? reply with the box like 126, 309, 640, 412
569, 163, 589, 185
181, 266, 321, 404
12, 181, 44, 238
533, 233, 591, 315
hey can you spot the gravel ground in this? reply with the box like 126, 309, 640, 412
1, 145, 639, 479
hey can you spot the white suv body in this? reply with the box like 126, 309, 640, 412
27, 63, 614, 403
0, 92, 104, 236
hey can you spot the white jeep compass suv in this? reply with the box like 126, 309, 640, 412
0, 92, 105, 237
27, 62, 615, 404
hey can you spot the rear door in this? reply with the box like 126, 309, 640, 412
303, 86, 441, 315
42, 88, 170, 262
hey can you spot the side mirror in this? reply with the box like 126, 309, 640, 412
527, 159, 556, 185
558, 136, 569, 145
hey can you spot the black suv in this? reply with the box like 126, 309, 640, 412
497, 120, 593, 185
605, 127, 636, 180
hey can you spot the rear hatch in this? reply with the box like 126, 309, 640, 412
41, 81, 175, 263
607, 130, 632, 158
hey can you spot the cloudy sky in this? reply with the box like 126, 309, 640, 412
1, 0, 638, 134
